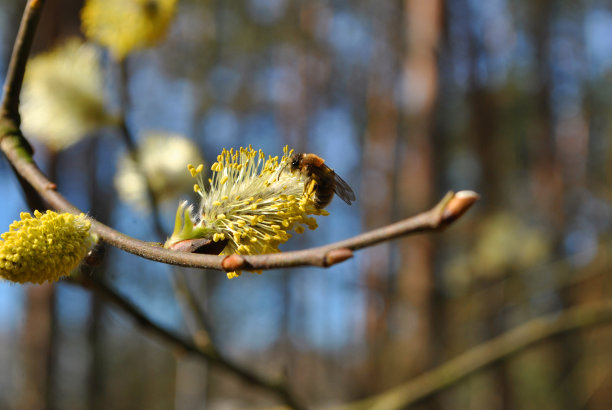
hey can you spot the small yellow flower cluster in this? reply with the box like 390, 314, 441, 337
165, 146, 328, 279
81, 0, 178, 60
0, 211, 94, 284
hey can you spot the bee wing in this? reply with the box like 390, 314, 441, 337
332, 172, 356, 205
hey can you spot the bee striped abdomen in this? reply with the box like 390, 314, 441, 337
312, 175, 335, 208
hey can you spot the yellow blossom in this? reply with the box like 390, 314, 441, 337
81, 0, 178, 60
21, 39, 115, 151
0, 211, 95, 284
165, 146, 327, 279
114, 132, 205, 211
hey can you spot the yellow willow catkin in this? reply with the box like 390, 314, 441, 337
165, 146, 329, 279
0, 211, 94, 284
81, 0, 178, 60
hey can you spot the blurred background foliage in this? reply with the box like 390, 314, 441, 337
1, 0, 612, 409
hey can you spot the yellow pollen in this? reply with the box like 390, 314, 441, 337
170, 145, 331, 280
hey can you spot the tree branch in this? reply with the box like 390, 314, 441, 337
0, 0, 45, 212
0, 136, 478, 272
336, 301, 612, 410
0, 0, 44, 123
0, 0, 477, 277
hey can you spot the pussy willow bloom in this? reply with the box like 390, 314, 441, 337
165, 146, 328, 279
21, 39, 115, 151
0, 211, 95, 284
114, 132, 205, 211
81, 0, 178, 60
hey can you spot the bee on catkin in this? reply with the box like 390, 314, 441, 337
288, 153, 355, 209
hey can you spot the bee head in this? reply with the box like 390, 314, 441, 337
290, 153, 303, 171
278, 153, 301, 180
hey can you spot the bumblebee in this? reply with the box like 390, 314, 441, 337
288, 153, 355, 209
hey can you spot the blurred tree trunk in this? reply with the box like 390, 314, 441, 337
529, 2, 582, 409
463, 7, 513, 409
387, 0, 442, 393
19, 284, 57, 410
85, 136, 111, 410
529, 0, 563, 225
87, 292, 105, 410
355, 0, 401, 396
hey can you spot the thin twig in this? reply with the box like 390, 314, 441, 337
0, 138, 478, 272
172, 269, 215, 349
115, 58, 166, 237
68, 273, 303, 409
0, 0, 44, 122
335, 301, 612, 410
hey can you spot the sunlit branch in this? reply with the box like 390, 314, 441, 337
336, 301, 612, 410
0, 138, 478, 271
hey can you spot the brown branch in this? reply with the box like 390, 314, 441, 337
0, 0, 44, 123
0, 0, 44, 211
0, 136, 478, 272
335, 301, 612, 410
68, 272, 303, 409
